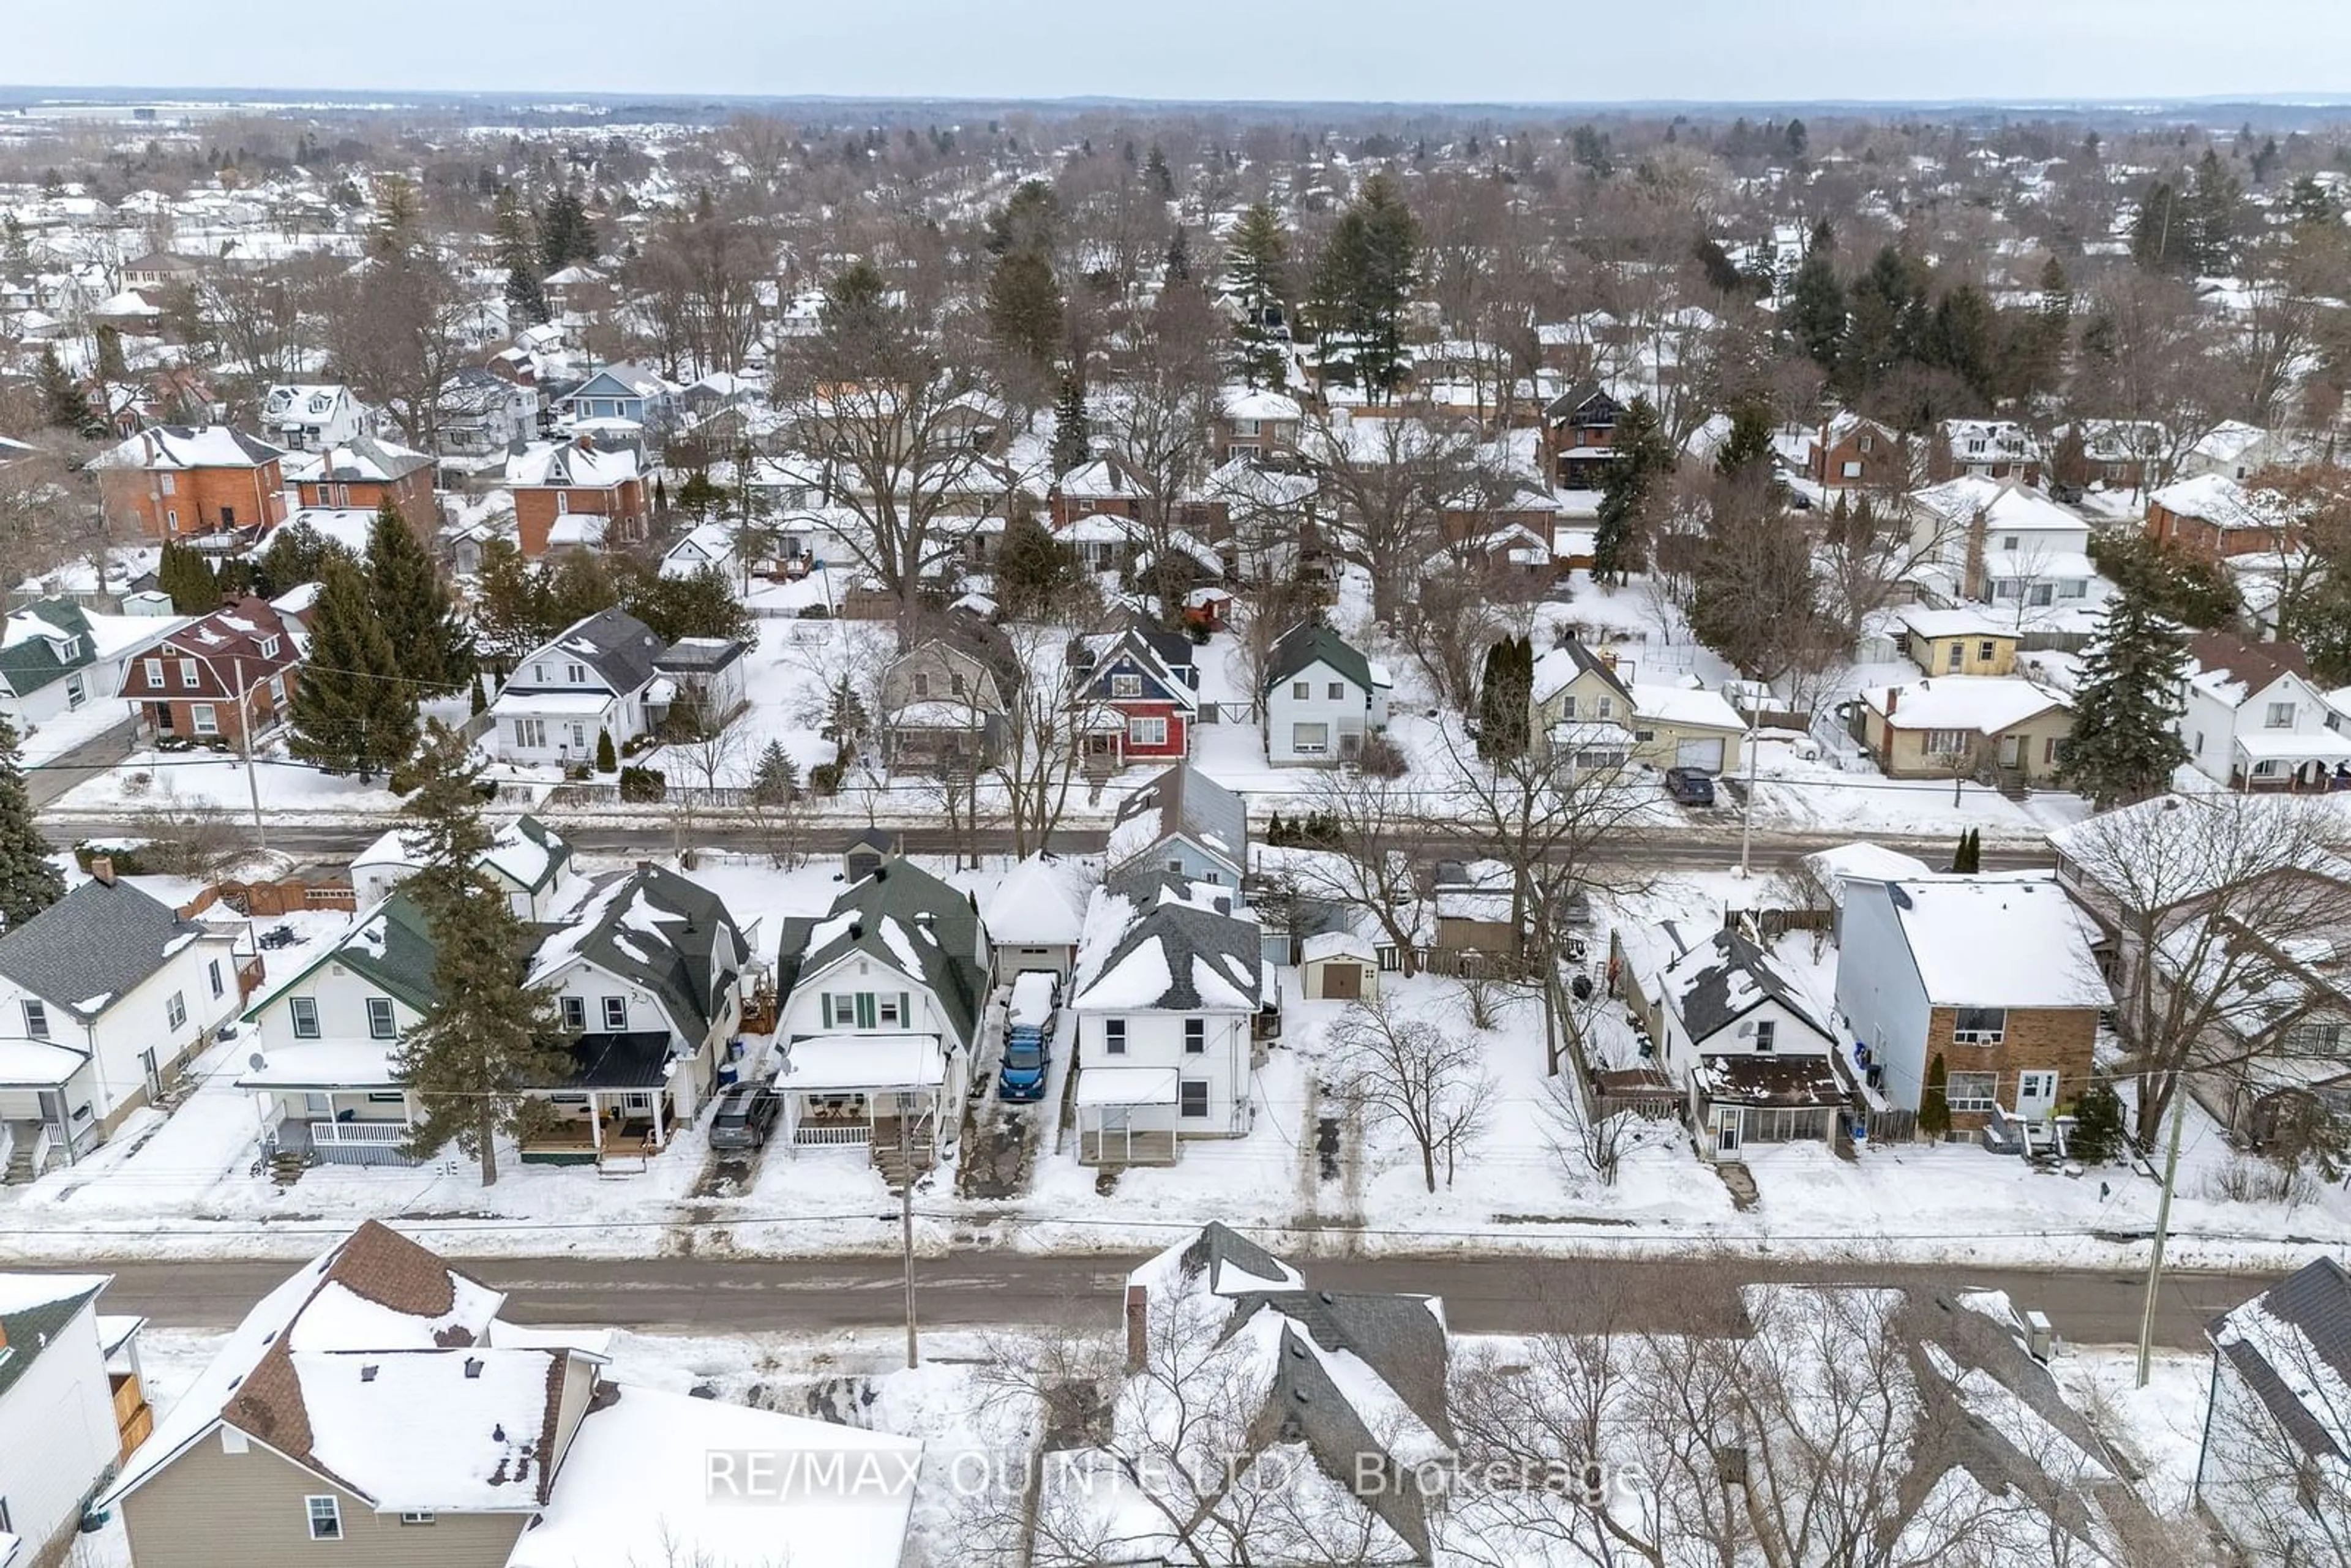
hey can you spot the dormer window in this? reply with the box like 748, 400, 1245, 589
259, 636, 280, 659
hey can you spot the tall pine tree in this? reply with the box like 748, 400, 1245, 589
0, 718, 63, 933
539, 186, 598, 274
493, 185, 549, 326
1592, 396, 1674, 584
1788, 221, 1845, 369
1226, 202, 1289, 387
36, 346, 96, 436
1308, 174, 1418, 400
367, 501, 473, 697
289, 557, 417, 782
391, 721, 570, 1185
2059, 589, 2191, 809
1050, 375, 1091, 475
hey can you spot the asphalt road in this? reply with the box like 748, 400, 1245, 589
26, 716, 136, 808
69, 1251, 2260, 1348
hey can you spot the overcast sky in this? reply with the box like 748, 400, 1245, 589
9, 1, 2350, 104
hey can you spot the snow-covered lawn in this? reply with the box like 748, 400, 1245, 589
12, 699, 130, 768
50, 747, 404, 816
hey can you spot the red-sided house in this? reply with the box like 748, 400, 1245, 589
118, 598, 303, 747
92, 424, 288, 544
283, 435, 438, 537
504, 436, 650, 558
1073, 626, 1198, 771
2143, 474, 2300, 561
1048, 454, 1147, 528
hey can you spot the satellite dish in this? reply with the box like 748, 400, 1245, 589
249, 1052, 268, 1073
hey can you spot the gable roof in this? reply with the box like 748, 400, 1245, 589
518, 609, 665, 696
96, 424, 283, 471
2210, 1256, 2351, 1465
1531, 637, 1633, 705
0, 598, 96, 697
1265, 621, 1376, 693
1074, 900, 1263, 1013
792, 861, 986, 1048
2188, 631, 2311, 703
530, 866, 744, 1045
1662, 927, 1835, 1046
1107, 765, 1247, 877
299, 433, 434, 485
980, 855, 1090, 947
0, 1274, 107, 1406
0, 877, 216, 1021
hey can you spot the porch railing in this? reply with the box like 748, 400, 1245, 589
793, 1123, 873, 1147
310, 1120, 410, 1145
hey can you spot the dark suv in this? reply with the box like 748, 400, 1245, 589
1664, 767, 1717, 807
708, 1084, 781, 1150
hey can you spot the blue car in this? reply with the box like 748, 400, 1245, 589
998, 972, 1058, 1102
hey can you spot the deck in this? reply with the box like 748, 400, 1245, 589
1076, 1129, 1180, 1167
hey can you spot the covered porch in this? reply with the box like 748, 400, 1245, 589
772, 1034, 950, 1155
236, 1042, 424, 1168
1074, 1066, 1182, 1167
2229, 730, 2351, 793
1694, 1054, 1848, 1163
0, 1039, 103, 1180
520, 1032, 683, 1167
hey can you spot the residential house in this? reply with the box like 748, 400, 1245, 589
1071, 626, 1196, 769
97, 1222, 920, 1568
258, 383, 367, 452
120, 250, 200, 291
2195, 1257, 2351, 1566
1105, 764, 1248, 898
0, 599, 107, 729
554, 362, 678, 432
2180, 632, 2351, 792
1807, 411, 1907, 492
92, 424, 288, 544
0, 865, 247, 1171
1897, 607, 2020, 678
1528, 640, 1749, 775
1042, 1225, 1452, 1564
1907, 478, 2099, 617
502, 437, 650, 557
651, 637, 749, 735
435, 365, 540, 473
2144, 473, 2299, 561
1213, 386, 1304, 463
282, 435, 437, 538
1835, 874, 2112, 1139
348, 814, 577, 919
2049, 419, 2167, 492
1540, 381, 1625, 491
1070, 897, 1271, 1165
879, 632, 1012, 775
772, 860, 988, 1170
0, 1272, 150, 1564
1930, 419, 2042, 485
2181, 419, 2308, 482
980, 855, 1091, 983
1853, 676, 2072, 786
658, 520, 736, 580
489, 608, 668, 767
1261, 621, 1390, 766
1430, 859, 1526, 974
1047, 454, 1147, 528
116, 596, 302, 748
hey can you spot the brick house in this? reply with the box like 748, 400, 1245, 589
503, 436, 649, 557
1540, 381, 1626, 491
2143, 474, 2298, 562
92, 424, 288, 543
282, 435, 438, 538
1835, 874, 2110, 1139
118, 598, 303, 747
1071, 626, 1197, 770
1807, 411, 1907, 492
1212, 387, 1304, 464
1048, 454, 1147, 528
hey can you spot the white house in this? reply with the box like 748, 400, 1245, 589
2179, 632, 2351, 793
651, 637, 750, 731
348, 814, 577, 918
489, 607, 669, 766
659, 520, 737, 580
0, 1272, 144, 1564
259, 383, 367, 452
1907, 477, 2100, 618
1069, 896, 1271, 1166
1261, 623, 1390, 766
1637, 926, 1845, 1161
0, 868, 246, 1172
2195, 1256, 2350, 1565
1104, 765, 1250, 898
0, 599, 186, 732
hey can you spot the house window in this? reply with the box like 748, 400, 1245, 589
1977, 640, 1995, 663
306, 1496, 343, 1540
565, 663, 587, 684
179, 658, 200, 688
557, 492, 570, 514
2059, 580, 2088, 599
2283, 1021, 2349, 1057
165, 991, 186, 1030
1858, 434, 1874, 454
1179, 1079, 1210, 1119
400, 1512, 436, 1526
65, 673, 86, 710
561, 996, 587, 1032
21, 1000, 48, 1038
913, 672, 930, 697
1184, 1018, 1205, 1054
268, 675, 286, 705
1923, 729, 1972, 756
210, 959, 225, 999
1840, 460, 1862, 478
1128, 716, 1168, 748
602, 997, 629, 1030
1111, 673, 1142, 698
159, 473, 176, 495
2044, 736, 2070, 765
1104, 1019, 1127, 1055
2267, 702, 2296, 729
1291, 680, 1309, 700
290, 996, 320, 1038
2028, 583, 2054, 607
260, 636, 281, 659
1559, 694, 1578, 719
1596, 697, 1614, 719
877, 993, 906, 1027
1327, 681, 1344, 700
144, 656, 165, 688
366, 997, 397, 1040
950, 673, 966, 697
1291, 722, 1329, 755
1952, 1007, 2006, 1044
1944, 1071, 1998, 1113
190, 703, 219, 735
2000, 535, 2019, 552
1753, 1019, 1775, 1052
512, 718, 547, 749
2253, 759, 2283, 778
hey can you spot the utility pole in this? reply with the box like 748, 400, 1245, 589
2136, 1085, 2190, 1388
898, 1091, 920, 1370
234, 657, 266, 852
1738, 724, 1759, 877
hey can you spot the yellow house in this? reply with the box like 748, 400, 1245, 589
1899, 607, 2019, 677
1529, 641, 1747, 774
1856, 676, 2073, 784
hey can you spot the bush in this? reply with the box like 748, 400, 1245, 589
1919, 1052, 1953, 1138
72, 841, 151, 876
807, 760, 844, 797
618, 765, 667, 803
2067, 1082, 2127, 1163
594, 729, 617, 773
1356, 733, 1408, 779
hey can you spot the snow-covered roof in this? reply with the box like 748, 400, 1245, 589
2150, 472, 2293, 533
981, 855, 1091, 947
1899, 606, 2012, 641
1864, 676, 2067, 732
1632, 681, 1744, 732
1909, 477, 2083, 535
1873, 875, 2112, 1010
775, 1032, 945, 1092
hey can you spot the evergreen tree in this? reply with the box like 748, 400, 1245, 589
2068, 1082, 2127, 1163
1788, 234, 1845, 368
2287, 173, 2343, 228
157, 541, 221, 614
252, 520, 345, 599
1919, 1053, 1952, 1138
1951, 828, 1981, 874
2130, 178, 2187, 272
391, 721, 570, 1186
984, 246, 1063, 388
1050, 375, 1091, 475
1144, 144, 1174, 198
2058, 589, 2191, 809
367, 501, 472, 697
820, 677, 869, 755
288, 557, 417, 782
539, 186, 598, 274
493, 185, 549, 326
621, 563, 752, 643
35, 346, 95, 435
1308, 174, 1418, 400
594, 729, 617, 773
1592, 396, 1674, 583
1163, 225, 1191, 283
1226, 202, 1289, 387
995, 514, 1082, 621
751, 740, 800, 805
0, 717, 64, 933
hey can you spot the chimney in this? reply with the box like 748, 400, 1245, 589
1885, 688, 1899, 716
1124, 1284, 1148, 1372
90, 855, 116, 886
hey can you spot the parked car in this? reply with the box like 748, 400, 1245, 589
999, 970, 1058, 1102
708, 1084, 781, 1150
1664, 767, 1716, 806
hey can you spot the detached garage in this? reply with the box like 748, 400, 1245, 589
1299, 931, 1379, 1002
1631, 683, 1747, 776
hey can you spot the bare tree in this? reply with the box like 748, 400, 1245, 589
990, 620, 1115, 860
1283, 768, 1430, 977
1101, 283, 1226, 621
1297, 411, 1491, 626
1327, 995, 1495, 1193
631, 188, 774, 380
2198, 1307, 2351, 1568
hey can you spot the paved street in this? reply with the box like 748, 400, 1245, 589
66, 1250, 2262, 1347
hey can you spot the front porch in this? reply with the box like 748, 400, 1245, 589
1695, 1054, 1849, 1163
2229, 733, 2351, 793
1074, 1066, 1183, 1167
773, 1033, 951, 1160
